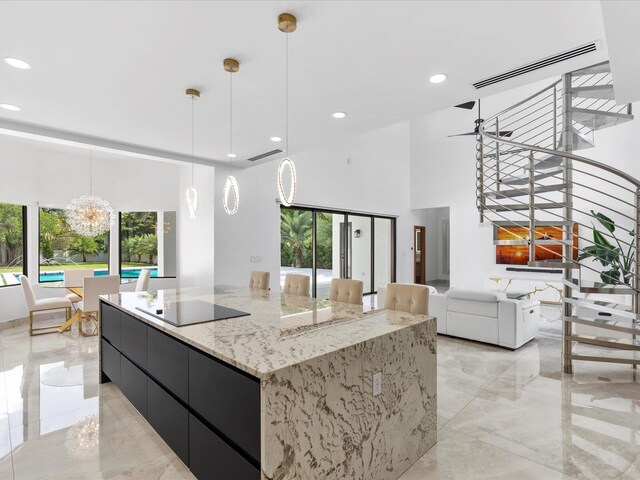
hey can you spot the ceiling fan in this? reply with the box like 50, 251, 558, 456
448, 99, 513, 138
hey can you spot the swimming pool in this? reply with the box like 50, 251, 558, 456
37, 267, 158, 283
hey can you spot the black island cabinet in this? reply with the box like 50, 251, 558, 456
99, 300, 261, 480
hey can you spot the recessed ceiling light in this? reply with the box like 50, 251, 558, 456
332, 112, 347, 119
4, 57, 31, 69
270, 136, 282, 142
227, 153, 237, 158
0, 103, 21, 111
429, 73, 448, 84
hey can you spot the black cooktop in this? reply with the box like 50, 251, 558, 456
136, 300, 250, 327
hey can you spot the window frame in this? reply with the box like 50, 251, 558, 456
118, 211, 176, 280
37, 206, 111, 284
0, 203, 28, 288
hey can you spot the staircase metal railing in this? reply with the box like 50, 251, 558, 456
476, 61, 639, 373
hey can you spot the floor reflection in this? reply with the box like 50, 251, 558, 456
1, 311, 639, 480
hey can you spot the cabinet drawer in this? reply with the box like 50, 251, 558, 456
147, 379, 189, 465
189, 349, 260, 461
101, 339, 121, 386
147, 327, 189, 402
100, 303, 121, 348
120, 355, 148, 418
189, 414, 259, 480
120, 314, 148, 369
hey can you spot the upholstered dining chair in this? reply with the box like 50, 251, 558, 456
383, 283, 429, 315
76, 275, 120, 337
63, 269, 94, 306
135, 268, 152, 292
20, 275, 72, 336
329, 278, 363, 305
282, 274, 310, 297
249, 271, 270, 290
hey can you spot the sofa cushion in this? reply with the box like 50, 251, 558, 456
447, 298, 499, 318
447, 311, 499, 344
446, 289, 506, 303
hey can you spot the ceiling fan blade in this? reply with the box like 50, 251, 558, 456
454, 101, 476, 110
498, 130, 513, 137
447, 131, 476, 137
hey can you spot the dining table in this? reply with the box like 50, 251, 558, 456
40, 278, 137, 333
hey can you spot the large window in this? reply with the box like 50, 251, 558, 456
39, 208, 109, 283
119, 211, 176, 278
280, 206, 396, 298
0, 202, 27, 287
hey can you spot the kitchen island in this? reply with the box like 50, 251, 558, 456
99, 286, 437, 480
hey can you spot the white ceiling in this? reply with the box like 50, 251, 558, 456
600, 1, 640, 105
0, 1, 610, 165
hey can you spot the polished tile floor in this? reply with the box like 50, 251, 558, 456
1, 313, 639, 479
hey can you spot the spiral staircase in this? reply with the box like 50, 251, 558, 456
476, 61, 639, 374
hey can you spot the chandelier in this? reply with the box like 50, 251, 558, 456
223, 58, 240, 215
186, 88, 200, 219
66, 151, 114, 237
277, 13, 298, 207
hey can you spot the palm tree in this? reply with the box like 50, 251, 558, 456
280, 210, 312, 268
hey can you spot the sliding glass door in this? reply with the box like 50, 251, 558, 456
280, 206, 395, 298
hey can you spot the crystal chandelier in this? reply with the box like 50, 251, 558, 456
277, 13, 298, 207
66, 151, 114, 236
185, 88, 200, 219
223, 58, 240, 215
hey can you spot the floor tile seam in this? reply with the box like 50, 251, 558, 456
438, 372, 504, 430
446, 423, 575, 478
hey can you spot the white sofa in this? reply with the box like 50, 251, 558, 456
430, 289, 540, 349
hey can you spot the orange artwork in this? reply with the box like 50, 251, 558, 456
495, 224, 578, 265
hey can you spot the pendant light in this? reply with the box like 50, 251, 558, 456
277, 12, 297, 207
223, 58, 240, 215
66, 150, 114, 237
185, 88, 200, 219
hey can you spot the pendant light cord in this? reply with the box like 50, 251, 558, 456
229, 71, 234, 171
285, 31, 289, 154
191, 95, 195, 186
89, 150, 93, 196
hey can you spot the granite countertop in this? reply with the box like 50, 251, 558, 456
101, 286, 435, 379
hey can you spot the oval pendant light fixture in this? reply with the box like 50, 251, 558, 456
223, 58, 240, 215
185, 88, 200, 219
277, 12, 297, 207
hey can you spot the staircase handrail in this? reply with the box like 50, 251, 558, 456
478, 82, 640, 189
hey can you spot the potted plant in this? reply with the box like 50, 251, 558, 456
577, 210, 635, 286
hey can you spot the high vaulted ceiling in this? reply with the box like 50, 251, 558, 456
0, 1, 610, 165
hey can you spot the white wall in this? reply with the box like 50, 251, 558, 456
178, 164, 215, 288
215, 121, 418, 292
0, 137, 214, 323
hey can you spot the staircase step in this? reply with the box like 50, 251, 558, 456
567, 334, 640, 351
565, 316, 640, 336
572, 108, 634, 131
558, 127, 594, 151
570, 84, 615, 100
564, 297, 638, 320
500, 167, 564, 186
533, 154, 565, 170
563, 278, 636, 295
571, 61, 610, 76
569, 354, 640, 366
485, 183, 568, 199
485, 202, 566, 212
528, 260, 578, 269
